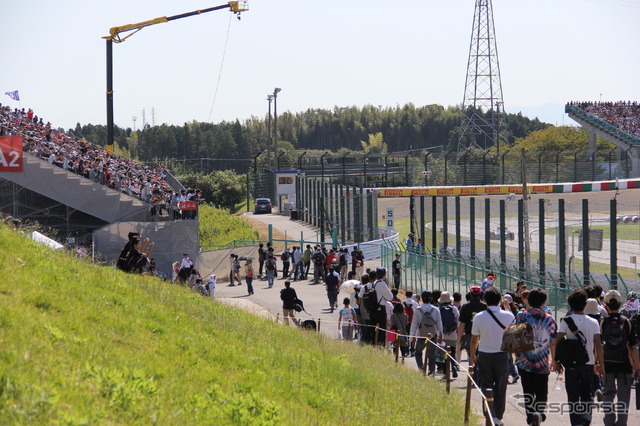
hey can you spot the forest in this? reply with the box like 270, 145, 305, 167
71, 103, 549, 169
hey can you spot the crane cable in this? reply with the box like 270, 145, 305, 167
208, 13, 233, 122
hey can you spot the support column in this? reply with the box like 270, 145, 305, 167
500, 200, 506, 270
582, 199, 590, 287
484, 198, 491, 270
610, 199, 617, 290
558, 199, 566, 287
470, 197, 476, 261
442, 197, 448, 257
539, 199, 546, 285
455, 196, 461, 260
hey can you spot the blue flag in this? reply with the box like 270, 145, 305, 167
5, 90, 20, 101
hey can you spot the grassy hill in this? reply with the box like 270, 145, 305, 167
0, 225, 472, 425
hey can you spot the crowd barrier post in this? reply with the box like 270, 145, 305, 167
464, 366, 474, 424
445, 348, 451, 394
347, 320, 352, 341
423, 334, 431, 376
317, 318, 321, 333
485, 388, 494, 426
374, 326, 380, 346
394, 333, 399, 363
276, 313, 280, 323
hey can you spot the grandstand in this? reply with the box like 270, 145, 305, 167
566, 101, 640, 176
0, 105, 197, 273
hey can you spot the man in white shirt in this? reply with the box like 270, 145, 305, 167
470, 287, 515, 425
410, 290, 443, 374
551, 289, 604, 426
359, 268, 393, 346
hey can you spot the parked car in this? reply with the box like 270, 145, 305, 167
254, 198, 272, 214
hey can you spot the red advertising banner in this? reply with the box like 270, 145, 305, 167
0, 136, 23, 172
179, 201, 197, 211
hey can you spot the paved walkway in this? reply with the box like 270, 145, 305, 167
214, 212, 636, 426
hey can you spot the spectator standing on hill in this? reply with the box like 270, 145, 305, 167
552, 289, 605, 426
470, 287, 515, 425
178, 253, 194, 283
514, 288, 557, 426
599, 290, 640, 426
390, 302, 409, 357
206, 274, 217, 299
280, 281, 299, 326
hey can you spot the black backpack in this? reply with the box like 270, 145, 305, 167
281, 251, 290, 262
440, 304, 457, 334
362, 283, 380, 312
265, 258, 276, 271
601, 313, 629, 364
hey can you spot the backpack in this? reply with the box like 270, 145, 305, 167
440, 304, 457, 335
265, 259, 276, 271
281, 251, 290, 262
362, 283, 380, 312
601, 313, 629, 364
419, 306, 437, 337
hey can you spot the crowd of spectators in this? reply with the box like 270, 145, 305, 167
569, 101, 640, 137
0, 104, 174, 205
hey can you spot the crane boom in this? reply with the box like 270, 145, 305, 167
103, 1, 248, 43
103, 1, 248, 148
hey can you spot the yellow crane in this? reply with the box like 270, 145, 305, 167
103, 1, 249, 148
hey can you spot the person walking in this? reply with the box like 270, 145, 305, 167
360, 268, 394, 346
280, 281, 299, 326
438, 291, 460, 378
325, 265, 340, 312
303, 245, 312, 279
281, 248, 291, 279
392, 253, 402, 290
338, 297, 358, 340
551, 289, 605, 426
245, 259, 254, 296
258, 243, 266, 279
457, 285, 486, 360
514, 288, 557, 426
600, 290, 640, 426
411, 290, 443, 374
265, 254, 277, 289
470, 287, 515, 425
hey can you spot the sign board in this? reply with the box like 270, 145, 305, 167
386, 207, 394, 230
0, 136, 23, 172
179, 201, 197, 211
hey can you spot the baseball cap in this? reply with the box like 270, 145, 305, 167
470, 285, 482, 295
604, 290, 622, 305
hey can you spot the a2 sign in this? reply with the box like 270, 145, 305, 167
0, 136, 23, 172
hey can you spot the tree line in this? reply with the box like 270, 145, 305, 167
71, 104, 549, 167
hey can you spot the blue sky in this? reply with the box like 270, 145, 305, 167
1, 0, 639, 130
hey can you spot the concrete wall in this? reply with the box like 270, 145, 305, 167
93, 220, 199, 275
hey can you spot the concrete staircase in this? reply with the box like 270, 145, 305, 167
0, 152, 150, 223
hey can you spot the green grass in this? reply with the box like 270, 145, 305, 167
0, 225, 473, 425
199, 204, 259, 247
